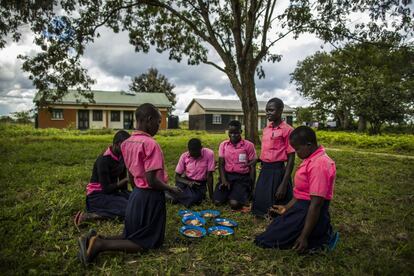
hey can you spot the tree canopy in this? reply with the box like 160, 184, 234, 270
291, 42, 414, 134
129, 68, 176, 113
1, 0, 413, 142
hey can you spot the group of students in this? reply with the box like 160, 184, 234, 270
75, 98, 338, 264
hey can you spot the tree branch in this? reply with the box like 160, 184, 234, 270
204, 60, 226, 73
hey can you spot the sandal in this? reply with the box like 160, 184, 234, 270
73, 211, 83, 232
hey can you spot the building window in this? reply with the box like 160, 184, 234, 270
51, 109, 63, 120
212, 114, 222, 124
111, 111, 120, 122
93, 110, 103, 121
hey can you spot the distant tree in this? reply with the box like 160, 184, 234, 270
295, 107, 314, 125
0, 115, 14, 123
1, 1, 412, 142
11, 110, 34, 124
129, 68, 176, 114
291, 42, 414, 134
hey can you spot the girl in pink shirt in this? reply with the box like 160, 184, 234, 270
255, 126, 339, 252
252, 98, 295, 217
77, 104, 182, 264
74, 130, 131, 229
171, 138, 215, 207
213, 120, 257, 210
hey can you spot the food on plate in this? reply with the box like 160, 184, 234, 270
217, 220, 234, 227
184, 229, 202, 237
211, 229, 231, 236
185, 219, 202, 226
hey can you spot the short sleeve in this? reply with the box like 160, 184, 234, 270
246, 142, 257, 161
285, 127, 295, 154
143, 141, 164, 172
206, 149, 215, 172
175, 153, 186, 174
308, 161, 331, 198
218, 142, 225, 158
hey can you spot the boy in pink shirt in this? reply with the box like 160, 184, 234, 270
77, 103, 181, 264
255, 126, 338, 252
213, 120, 257, 210
172, 138, 215, 207
74, 130, 131, 229
252, 98, 295, 217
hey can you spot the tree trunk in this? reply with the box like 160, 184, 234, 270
358, 115, 366, 132
237, 71, 260, 145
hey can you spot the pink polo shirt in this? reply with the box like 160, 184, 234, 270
219, 139, 257, 174
260, 121, 295, 162
175, 148, 215, 181
293, 146, 336, 201
121, 131, 168, 189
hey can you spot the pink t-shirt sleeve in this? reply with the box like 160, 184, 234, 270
308, 161, 331, 198
218, 142, 225, 158
207, 150, 215, 172
285, 128, 295, 154
246, 142, 257, 161
143, 141, 164, 172
175, 153, 186, 174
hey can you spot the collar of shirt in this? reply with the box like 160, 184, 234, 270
186, 147, 206, 160
226, 139, 245, 149
268, 120, 286, 129
301, 146, 326, 166
103, 146, 119, 161
132, 130, 151, 137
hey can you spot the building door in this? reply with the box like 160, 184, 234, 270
123, 111, 134, 129
78, 110, 89, 130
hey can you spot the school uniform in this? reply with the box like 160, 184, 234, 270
255, 146, 336, 250
252, 121, 295, 217
85, 147, 130, 219
213, 139, 256, 205
121, 131, 168, 249
174, 148, 215, 207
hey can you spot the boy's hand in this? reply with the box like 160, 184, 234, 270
170, 186, 182, 195
275, 183, 287, 200
269, 205, 286, 215
221, 179, 230, 189
292, 235, 308, 253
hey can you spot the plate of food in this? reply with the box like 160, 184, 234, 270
199, 209, 221, 219
178, 210, 200, 218
207, 226, 234, 237
214, 218, 238, 228
179, 225, 206, 238
181, 215, 206, 226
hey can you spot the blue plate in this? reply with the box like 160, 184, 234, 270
214, 218, 238, 228
181, 215, 206, 226
199, 209, 221, 219
178, 210, 200, 218
207, 226, 234, 236
179, 225, 206, 238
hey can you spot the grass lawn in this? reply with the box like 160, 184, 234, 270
0, 126, 413, 274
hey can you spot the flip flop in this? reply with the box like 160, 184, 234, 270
73, 211, 82, 232
77, 236, 88, 265
328, 231, 340, 251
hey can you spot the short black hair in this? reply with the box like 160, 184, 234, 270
188, 138, 202, 152
289, 126, 317, 146
113, 130, 130, 145
267, 98, 284, 110
228, 120, 242, 130
135, 103, 160, 122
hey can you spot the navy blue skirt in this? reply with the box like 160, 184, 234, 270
86, 190, 130, 219
123, 188, 166, 249
252, 162, 292, 217
175, 180, 207, 208
254, 200, 333, 250
213, 172, 251, 205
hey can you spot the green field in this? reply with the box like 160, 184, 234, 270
0, 124, 413, 275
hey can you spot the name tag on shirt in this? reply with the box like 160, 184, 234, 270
239, 153, 247, 163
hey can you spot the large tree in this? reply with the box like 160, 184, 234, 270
129, 67, 176, 113
291, 42, 414, 134
1, 1, 413, 143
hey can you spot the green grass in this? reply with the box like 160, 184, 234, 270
0, 125, 413, 274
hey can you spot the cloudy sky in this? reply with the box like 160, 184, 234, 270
0, 13, 330, 119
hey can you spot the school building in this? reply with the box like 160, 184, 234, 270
34, 90, 171, 130
185, 98, 295, 131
